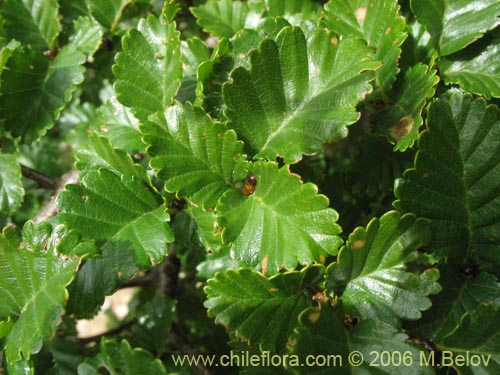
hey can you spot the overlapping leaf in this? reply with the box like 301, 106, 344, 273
56, 168, 172, 268
66, 257, 122, 318
0, 153, 24, 214
87, 0, 128, 30
0, 222, 78, 363
289, 302, 434, 374
437, 303, 500, 374
326, 211, 440, 325
92, 96, 144, 153
394, 93, 500, 264
411, 0, 500, 56
223, 26, 380, 163
218, 162, 342, 272
144, 102, 247, 208
113, 15, 182, 121
77, 338, 167, 375
407, 270, 500, 341
204, 265, 324, 352
373, 63, 439, 150
323, 0, 407, 90
0, 17, 102, 142
439, 32, 500, 98
0, 0, 60, 50
76, 133, 149, 183
191, 0, 254, 38
129, 297, 176, 354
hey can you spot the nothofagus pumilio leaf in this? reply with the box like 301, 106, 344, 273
1, 1, 500, 373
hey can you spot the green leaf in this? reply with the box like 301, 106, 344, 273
0, 222, 78, 363
113, 16, 182, 121
204, 265, 324, 352
264, 0, 320, 21
0, 40, 21, 91
185, 202, 225, 252
407, 270, 500, 341
218, 161, 342, 273
129, 296, 176, 354
394, 93, 500, 264
437, 303, 500, 374
323, 0, 407, 90
0, 153, 24, 214
190, 0, 252, 38
410, 0, 500, 56
0, 17, 102, 142
373, 63, 439, 151
77, 338, 167, 375
144, 102, 247, 208
178, 37, 210, 102
326, 211, 440, 325
439, 32, 500, 99
76, 133, 149, 183
223, 26, 380, 163
6, 360, 34, 375
93, 96, 144, 153
289, 301, 434, 374
0, 0, 60, 50
56, 168, 172, 268
87, 0, 129, 30
66, 257, 121, 318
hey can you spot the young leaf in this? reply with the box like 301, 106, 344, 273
113, 16, 182, 121
87, 0, 129, 30
143, 102, 247, 208
394, 93, 500, 264
190, 0, 252, 38
439, 32, 500, 99
410, 0, 500, 56
0, 17, 102, 142
0, 0, 60, 51
56, 168, 172, 268
0, 223, 78, 363
0, 154, 24, 214
77, 338, 167, 375
204, 265, 324, 352
223, 26, 380, 163
92, 96, 144, 153
289, 301, 434, 374
373, 63, 439, 151
218, 161, 342, 272
76, 133, 149, 183
326, 211, 440, 325
323, 0, 407, 90
437, 303, 500, 373
407, 270, 500, 341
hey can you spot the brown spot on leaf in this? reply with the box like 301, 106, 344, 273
330, 37, 338, 45
351, 239, 366, 249
390, 115, 414, 141
355, 7, 367, 22
261, 255, 269, 276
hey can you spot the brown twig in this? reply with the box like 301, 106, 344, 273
78, 321, 134, 345
21, 164, 59, 190
119, 273, 156, 289
33, 169, 79, 223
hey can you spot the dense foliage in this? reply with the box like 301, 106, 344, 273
1, 0, 500, 374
